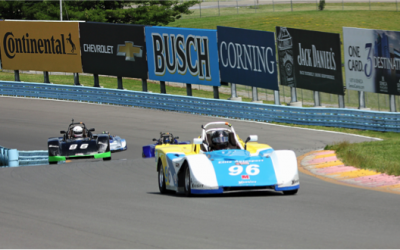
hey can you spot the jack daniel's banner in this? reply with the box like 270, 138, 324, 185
276, 27, 344, 95
343, 27, 400, 95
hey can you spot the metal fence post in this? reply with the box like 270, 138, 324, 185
314, 91, 321, 106
274, 90, 281, 105
160, 81, 166, 94
213, 86, 219, 99
358, 91, 366, 109
94, 74, 100, 87
74, 73, 81, 86
14, 70, 20, 82
289, 87, 302, 106
390, 94, 397, 112
117, 76, 123, 89
44, 71, 50, 83
187, 84, 192, 96
338, 95, 345, 108
142, 78, 148, 92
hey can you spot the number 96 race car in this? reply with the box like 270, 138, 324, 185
155, 122, 299, 196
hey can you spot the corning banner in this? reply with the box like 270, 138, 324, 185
276, 27, 344, 95
217, 26, 278, 90
0, 21, 82, 72
145, 26, 220, 86
80, 22, 148, 78
343, 27, 400, 95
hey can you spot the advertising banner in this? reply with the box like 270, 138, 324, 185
276, 27, 344, 95
80, 22, 148, 79
343, 27, 400, 95
217, 26, 278, 90
0, 21, 82, 72
145, 26, 220, 86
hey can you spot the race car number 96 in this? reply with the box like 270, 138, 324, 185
229, 165, 260, 176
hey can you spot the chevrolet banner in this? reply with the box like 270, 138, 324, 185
0, 21, 82, 72
79, 22, 148, 78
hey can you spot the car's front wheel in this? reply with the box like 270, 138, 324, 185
158, 160, 167, 194
184, 164, 192, 197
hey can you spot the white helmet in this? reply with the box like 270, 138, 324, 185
73, 126, 83, 138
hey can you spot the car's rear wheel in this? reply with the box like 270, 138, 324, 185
184, 165, 192, 197
283, 189, 298, 195
49, 161, 57, 165
103, 156, 111, 161
158, 160, 167, 194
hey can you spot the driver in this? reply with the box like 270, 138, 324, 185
210, 130, 229, 151
72, 126, 83, 138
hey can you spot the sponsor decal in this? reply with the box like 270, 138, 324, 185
241, 175, 250, 180
0, 21, 82, 72
238, 180, 257, 184
236, 161, 249, 165
48, 145, 59, 148
117, 41, 142, 62
292, 179, 299, 185
69, 144, 78, 150
191, 183, 204, 188
83, 44, 113, 54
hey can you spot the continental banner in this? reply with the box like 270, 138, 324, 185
145, 26, 220, 86
0, 21, 82, 72
80, 22, 148, 78
276, 27, 344, 95
217, 26, 278, 90
343, 27, 400, 95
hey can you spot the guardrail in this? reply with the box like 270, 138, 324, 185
0, 146, 47, 167
1, 80, 400, 133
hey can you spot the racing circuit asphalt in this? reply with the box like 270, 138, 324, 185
1, 96, 400, 248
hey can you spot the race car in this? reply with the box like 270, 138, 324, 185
155, 122, 299, 196
142, 132, 190, 158
102, 131, 127, 152
48, 120, 111, 164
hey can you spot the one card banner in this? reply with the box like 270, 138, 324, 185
145, 26, 220, 86
0, 21, 82, 72
80, 22, 148, 79
343, 27, 400, 95
276, 27, 344, 95
217, 26, 278, 90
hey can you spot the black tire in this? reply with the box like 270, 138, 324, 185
158, 160, 167, 194
283, 189, 298, 195
184, 165, 192, 197
49, 161, 57, 165
103, 156, 111, 161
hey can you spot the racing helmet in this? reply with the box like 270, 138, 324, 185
73, 126, 83, 138
211, 130, 229, 150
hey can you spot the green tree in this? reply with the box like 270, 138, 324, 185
0, 0, 200, 26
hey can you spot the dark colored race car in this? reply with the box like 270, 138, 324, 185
48, 120, 111, 164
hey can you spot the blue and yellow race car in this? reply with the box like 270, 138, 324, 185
154, 122, 300, 196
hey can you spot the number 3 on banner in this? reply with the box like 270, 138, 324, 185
229, 165, 260, 176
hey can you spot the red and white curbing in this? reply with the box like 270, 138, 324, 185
299, 150, 400, 194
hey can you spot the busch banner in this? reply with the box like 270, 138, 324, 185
276, 27, 344, 95
0, 21, 82, 72
343, 27, 400, 95
80, 23, 148, 79
217, 26, 278, 90
145, 26, 220, 86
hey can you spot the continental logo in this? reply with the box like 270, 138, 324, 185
3, 32, 77, 59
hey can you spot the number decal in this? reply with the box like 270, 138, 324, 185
364, 43, 373, 78
246, 165, 260, 175
229, 165, 260, 176
229, 166, 243, 176
80, 144, 88, 149
69, 144, 77, 150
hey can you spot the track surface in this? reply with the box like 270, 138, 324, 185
1, 97, 400, 248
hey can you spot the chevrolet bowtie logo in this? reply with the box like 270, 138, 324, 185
117, 41, 142, 61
